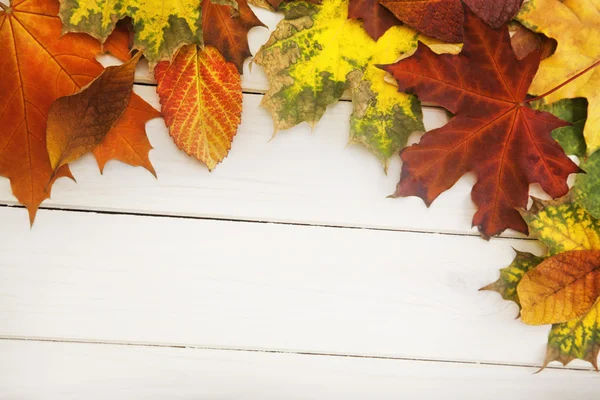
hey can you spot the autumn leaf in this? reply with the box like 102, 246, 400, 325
46, 53, 141, 171
59, 0, 205, 64
0, 0, 158, 223
59, 0, 263, 69
348, 0, 399, 41
485, 196, 600, 369
517, 250, 600, 325
383, 8, 580, 238
0, 0, 102, 223
93, 97, 160, 176
378, 0, 524, 42
253, 0, 433, 167
95, 27, 161, 175
155, 45, 242, 170
517, 0, 600, 156
480, 250, 544, 308
202, 0, 265, 73
545, 298, 600, 369
574, 151, 600, 220
462, 0, 523, 29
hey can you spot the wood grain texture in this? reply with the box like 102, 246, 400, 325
1, 339, 599, 400
1, 206, 594, 369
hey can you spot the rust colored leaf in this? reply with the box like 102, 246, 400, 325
348, 0, 399, 41
94, 28, 161, 175
383, 9, 580, 238
463, 0, 523, 29
202, 0, 265, 73
46, 53, 141, 171
155, 45, 242, 170
379, 0, 464, 43
518, 250, 600, 325
94, 96, 160, 176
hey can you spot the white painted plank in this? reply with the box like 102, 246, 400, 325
1, 340, 597, 400
0, 341, 600, 400
0, 85, 531, 236
0, 206, 592, 369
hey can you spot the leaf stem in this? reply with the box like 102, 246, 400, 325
0, 3, 9, 11
524, 59, 600, 104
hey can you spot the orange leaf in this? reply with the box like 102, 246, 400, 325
46, 53, 141, 171
0, 0, 103, 223
518, 250, 600, 325
94, 95, 160, 176
155, 45, 242, 171
94, 21, 160, 175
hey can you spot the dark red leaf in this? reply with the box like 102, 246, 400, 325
383, 9, 580, 238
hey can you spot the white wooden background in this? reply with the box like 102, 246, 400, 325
1, 6, 599, 399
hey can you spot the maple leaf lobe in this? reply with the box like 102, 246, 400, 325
348, 0, 399, 41
384, 8, 579, 237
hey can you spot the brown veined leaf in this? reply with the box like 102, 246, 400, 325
93, 96, 161, 176
348, 0, 399, 41
517, 250, 600, 325
202, 0, 265, 73
46, 53, 141, 172
155, 45, 242, 170
383, 8, 580, 238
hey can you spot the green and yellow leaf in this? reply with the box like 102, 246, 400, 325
486, 195, 600, 369
522, 197, 600, 255
59, 0, 229, 64
574, 151, 600, 220
480, 250, 544, 308
545, 298, 600, 370
531, 98, 588, 158
253, 0, 435, 166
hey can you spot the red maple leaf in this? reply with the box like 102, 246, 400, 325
383, 8, 581, 238
348, 0, 399, 41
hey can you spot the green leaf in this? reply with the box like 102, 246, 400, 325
531, 98, 587, 158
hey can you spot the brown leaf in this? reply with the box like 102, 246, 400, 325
46, 53, 141, 171
202, 0, 265, 73
348, 0, 399, 41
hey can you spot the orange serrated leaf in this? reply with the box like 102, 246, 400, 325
154, 45, 242, 171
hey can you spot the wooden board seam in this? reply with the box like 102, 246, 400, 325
0, 204, 537, 241
0, 336, 592, 372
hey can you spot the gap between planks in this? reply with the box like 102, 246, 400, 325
0, 336, 592, 373
0, 204, 537, 241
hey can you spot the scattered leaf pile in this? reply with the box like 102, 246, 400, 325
2, 0, 600, 372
